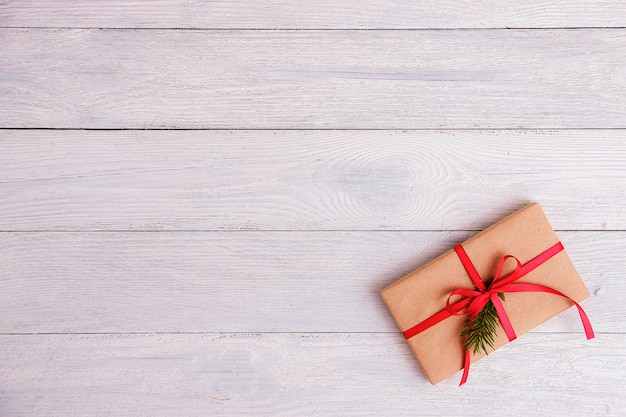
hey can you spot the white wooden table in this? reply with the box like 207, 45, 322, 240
1, 2, 625, 416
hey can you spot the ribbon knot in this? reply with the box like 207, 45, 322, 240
401, 241, 595, 386
445, 252, 526, 344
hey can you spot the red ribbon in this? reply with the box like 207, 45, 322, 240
402, 241, 594, 386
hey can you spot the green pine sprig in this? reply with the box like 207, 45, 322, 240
461, 293, 505, 356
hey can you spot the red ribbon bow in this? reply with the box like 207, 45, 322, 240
402, 241, 594, 386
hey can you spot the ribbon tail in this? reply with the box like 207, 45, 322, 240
460, 350, 471, 386
498, 282, 595, 340
491, 294, 517, 342
573, 302, 595, 340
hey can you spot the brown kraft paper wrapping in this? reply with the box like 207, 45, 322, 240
380, 202, 591, 385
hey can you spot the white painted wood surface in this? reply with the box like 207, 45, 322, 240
1, 0, 626, 29
2, 29, 626, 129
1, 2, 625, 416
0, 230, 617, 333
1, 129, 624, 231
0, 333, 622, 417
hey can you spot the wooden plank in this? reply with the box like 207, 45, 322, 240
2, 29, 626, 129
1, 0, 626, 29
1, 129, 624, 231
0, 333, 621, 416
0, 230, 615, 333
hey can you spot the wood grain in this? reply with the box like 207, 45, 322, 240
1, 129, 625, 231
0, 230, 615, 334
0, 333, 621, 416
1, 0, 626, 29
2, 29, 626, 129
1, 1, 625, 415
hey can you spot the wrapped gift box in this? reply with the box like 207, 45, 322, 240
380, 202, 592, 385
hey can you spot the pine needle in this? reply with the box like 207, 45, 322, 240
461, 293, 505, 356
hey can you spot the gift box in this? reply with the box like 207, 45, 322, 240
380, 202, 593, 385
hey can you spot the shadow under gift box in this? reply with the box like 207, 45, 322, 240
380, 202, 591, 385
